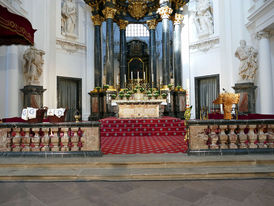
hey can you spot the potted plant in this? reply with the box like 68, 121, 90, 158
140, 87, 145, 93
103, 84, 109, 90
95, 86, 101, 92
153, 93, 159, 99
125, 93, 131, 100
176, 85, 182, 91
161, 93, 167, 99
168, 84, 173, 90
147, 93, 152, 99
118, 93, 124, 99
111, 94, 117, 100
124, 88, 129, 93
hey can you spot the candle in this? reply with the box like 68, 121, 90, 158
117, 75, 119, 85
124, 74, 126, 84
131, 72, 133, 80
144, 72, 145, 80
160, 76, 162, 84
137, 72, 139, 80
152, 73, 154, 83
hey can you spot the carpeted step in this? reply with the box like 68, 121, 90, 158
101, 126, 186, 133
100, 117, 188, 155
101, 131, 186, 137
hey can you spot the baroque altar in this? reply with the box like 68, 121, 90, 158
112, 99, 166, 118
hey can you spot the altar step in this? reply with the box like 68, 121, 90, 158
100, 117, 188, 155
0, 154, 273, 181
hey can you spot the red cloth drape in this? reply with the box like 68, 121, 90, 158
0, 4, 36, 45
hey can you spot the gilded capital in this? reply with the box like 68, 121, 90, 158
102, 7, 117, 19
173, 13, 184, 25
157, 6, 173, 19
118, 20, 129, 30
146, 19, 158, 30
91, 15, 104, 26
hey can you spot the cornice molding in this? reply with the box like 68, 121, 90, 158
56, 38, 86, 53
189, 36, 219, 52
246, 0, 274, 32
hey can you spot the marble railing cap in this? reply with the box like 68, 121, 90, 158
186, 119, 274, 125
0, 121, 100, 128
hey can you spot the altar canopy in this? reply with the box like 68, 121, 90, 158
0, 5, 36, 46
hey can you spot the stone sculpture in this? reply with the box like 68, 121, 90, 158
235, 40, 258, 82
194, 0, 214, 37
61, 0, 77, 36
23, 47, 45, 85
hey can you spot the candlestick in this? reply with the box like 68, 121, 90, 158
144, 72, 145, 80
117, 75, 119, 85
152, 73, 154, 82
124, 74, 126, 84
131, 72, 133, 80
137, 72, 139, 80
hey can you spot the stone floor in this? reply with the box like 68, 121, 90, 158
0, 179, 273, 206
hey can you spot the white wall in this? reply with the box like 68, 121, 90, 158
0, 0, 94, 120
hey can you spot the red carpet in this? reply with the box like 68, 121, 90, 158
100, 117, 188, 155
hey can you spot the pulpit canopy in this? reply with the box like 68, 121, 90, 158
0, 5, 36, 46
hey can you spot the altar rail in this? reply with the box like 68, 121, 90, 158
0, 122, 101, 157
187, 119, 274, 155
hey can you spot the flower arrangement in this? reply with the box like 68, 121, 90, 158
176, 85, 182, 90
140, 87, 145, 92
95, 86, 101, 92
147, 93, 152, 99
168, 84, 173, 89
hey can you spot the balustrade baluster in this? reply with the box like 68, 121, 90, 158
238, 125, 248, 149
12, 128, 21, 152
248, 125, 258, 149
258, 124, 267, 148
219, 125, 228, 149
269, 124, 274, 148
228, 125, 238, 149
210, 125, 219, 150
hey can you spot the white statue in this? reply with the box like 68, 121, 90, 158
23, 47, 45, 85
235, 40, 258, 82
61, 0, 77, 36
194, 0, 214, 37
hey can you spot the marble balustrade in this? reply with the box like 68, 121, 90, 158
187, 119, 274, 152
0, 122, 101, 155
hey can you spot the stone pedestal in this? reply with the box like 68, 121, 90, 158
174, 90, 186, 119
89, 92, 106, 121
106, 91, 116, 117
232, 82, 257, 114
20, 85, 46, 108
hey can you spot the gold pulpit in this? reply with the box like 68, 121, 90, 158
213, 93, 240, 120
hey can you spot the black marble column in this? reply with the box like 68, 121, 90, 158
147, 19, 157, 88
162, 18, 170, 87
173, 14, 184, 87
103, 7, 116, 89
119, 20, 128, 89
158, 6, 172, 88
94, 25, 102, 87
92, 15, 103, 88
105, 18, 114, 87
